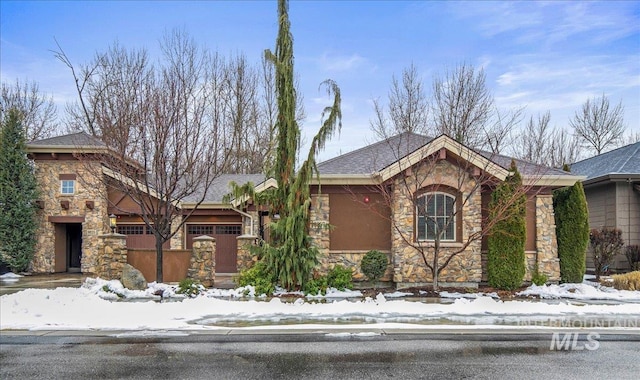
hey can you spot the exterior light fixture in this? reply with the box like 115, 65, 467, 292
109, 214, 117, 233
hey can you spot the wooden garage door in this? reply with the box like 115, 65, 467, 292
117, 224, 170, 249
186, 224, 242, 273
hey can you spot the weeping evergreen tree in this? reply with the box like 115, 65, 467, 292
230, 0, 341, 290
487, 160, 526, 290
0, 109, 39, 273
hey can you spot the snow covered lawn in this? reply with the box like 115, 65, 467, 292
1, 277, 639, 332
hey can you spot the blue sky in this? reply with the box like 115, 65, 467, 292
1, 0, 639, 160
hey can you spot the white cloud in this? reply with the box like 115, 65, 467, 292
317, 52, 367, 72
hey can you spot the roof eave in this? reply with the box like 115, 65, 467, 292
26, 145, 108, 154
523, 175, 585, 187
582, 173, 640, 186
311, 174, 377, 186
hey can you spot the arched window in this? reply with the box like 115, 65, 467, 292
416, 192, 456, 241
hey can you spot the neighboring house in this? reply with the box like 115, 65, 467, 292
27, 131, 582, 288
571, 142, 640, 272
26, 132, 262, 278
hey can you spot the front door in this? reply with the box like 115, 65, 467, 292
54, 223, 82, 272
67, 224, 82, 272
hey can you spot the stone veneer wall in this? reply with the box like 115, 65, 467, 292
95, 233, 127, 279
32, 159, 108, 274
391, 160, 482, 287
236, 235, 258, 272
170, 215, 183, 249
535, 194, 561, 283
187, 236, 216, 287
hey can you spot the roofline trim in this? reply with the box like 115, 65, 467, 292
375, 135, 510, 182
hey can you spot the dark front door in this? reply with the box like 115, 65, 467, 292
55, 223, 82, 272
66, 223, 82, 271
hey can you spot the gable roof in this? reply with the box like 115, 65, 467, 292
318, 132, 578, 187
570, 142, 640, 183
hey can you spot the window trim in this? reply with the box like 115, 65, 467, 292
60, 179, 76, 195
415, 188, 461, 243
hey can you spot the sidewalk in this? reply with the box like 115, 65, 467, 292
0, 273, 237, 296
0, 273, 86, 296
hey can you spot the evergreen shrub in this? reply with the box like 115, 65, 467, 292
553, 181, 589, 283
360, 250, 388, 287
487, 162, 526, 290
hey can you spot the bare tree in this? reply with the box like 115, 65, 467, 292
59, 40, 154, 158
0, 79, 58, 141
56, 30, 230, 282
431, 63, 493, 148
621, 131, 640, 146
368, 135, 540, 290
548, 128, 582, 167
483, 106, 523, 154
516, 112, 553, 165
570, 94, 625, 155
370, 63, 430, 139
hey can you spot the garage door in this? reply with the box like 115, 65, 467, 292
117, 224, 170, 249
186, 224, 242, 273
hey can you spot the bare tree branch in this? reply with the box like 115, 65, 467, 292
570, 93, 625, 155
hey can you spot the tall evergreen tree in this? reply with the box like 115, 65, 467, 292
553, 178, 589, 283
232, 0, 341, 290
0, 109, 39, 272
487, 161, 526, 290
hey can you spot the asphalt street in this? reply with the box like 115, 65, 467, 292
1, 332, 639, 379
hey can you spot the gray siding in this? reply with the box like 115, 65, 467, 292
616, 182, 640, 247
584, 183, 617, 271
584, 181, 639, 272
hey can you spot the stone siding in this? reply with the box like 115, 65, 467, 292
188, 236, 216, 287
236, 235, 258, 272
32, 159, 108, 274
391, 160, 482, 285
95, 233, 127, 279
170, 215, 183, 249
535, 194, 561, 282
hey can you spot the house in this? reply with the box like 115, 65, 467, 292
303, 132, 580, 287
570, 142, 640, 272
26, 132, 262, 282
26, 131, 582, 287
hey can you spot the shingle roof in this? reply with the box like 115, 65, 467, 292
28, 132, 106, 147
183, 174, 266, 204
318, 132, 432, 174
318, 132, 568, 177
570, 142, 640, 180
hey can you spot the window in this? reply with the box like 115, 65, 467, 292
117, 225, 145, 235
416, 192, 456, 241
187, 225, 242, 235
61, 180, 75, 195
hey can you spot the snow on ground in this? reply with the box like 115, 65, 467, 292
0, 272, 22, 283
517, 282, 640, 302
1, 277, 639, 331
438, 291, 499, 299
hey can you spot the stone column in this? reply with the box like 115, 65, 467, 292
236, 235, 258, 272
170, 215, 184, 249
96, 233, 128, 280
536, 195, 561, 283
188, 236, 215, 287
